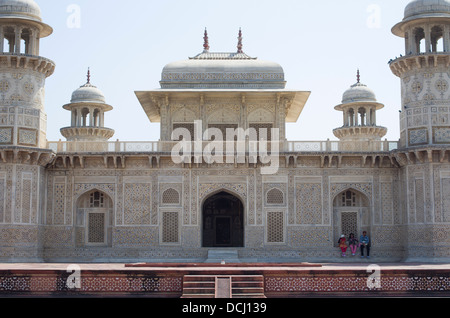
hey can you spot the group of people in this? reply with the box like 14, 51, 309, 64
338, 231, 370, 258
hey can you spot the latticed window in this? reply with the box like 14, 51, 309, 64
267, 212, 284, 243
207, 124, 239, 141
341, 212, 358, 238
89, 191, 105, 208
342, 190, 356, 207
76, 190, 112, 247
162, 212, 179, 244
162, 188, 180, 205
249, 123, 273, 141
173, 123, 195, 141
267, 188, 284, 205
87, 213, 105, 244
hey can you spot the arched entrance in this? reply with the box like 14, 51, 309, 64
202, 191, 244, 248
333, 189, 370, 246
75, 190, 113, 247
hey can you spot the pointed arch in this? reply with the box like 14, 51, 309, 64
75, 189, 114, 247
332, 188, 371, 248
247, 108, 274, 123
266, 187, 284, 205
202, 190, 244, 248
162, 188, 180, 205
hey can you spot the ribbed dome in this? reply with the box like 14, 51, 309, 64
342, 82, 377, 104
404, 0, 450, 20
71, 83, 106, 104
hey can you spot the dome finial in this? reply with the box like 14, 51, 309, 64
357, 69, 360, 84
237, 28, 243, 53
203, 28, 210, 53
87, 67, 91, 84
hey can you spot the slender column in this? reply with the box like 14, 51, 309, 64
100, 111, 104, 127
14, 26, 21, 54
405, 31, 410, 54
444, 25, 450, 52
0, 27, 4, 53
29, 29, 36, 55
425, 25, 431, 53
409, 28, 416, 54
71, 110, 76, 126
76, 108, 81, 127
366, 107, 370, 126
35, 31, 40, 55
89, 108, 94, 126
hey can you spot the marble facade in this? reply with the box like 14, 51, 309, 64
0, 0, 450, 263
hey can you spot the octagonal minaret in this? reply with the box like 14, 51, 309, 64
390, 0, 450, 148
333, 71, 387, 147
0, 0, 55, 262
60, 70, 115, 142
0, 0, 55, 149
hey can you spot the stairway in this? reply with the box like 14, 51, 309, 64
205, 249, 240, 263
182, 275, 266, 298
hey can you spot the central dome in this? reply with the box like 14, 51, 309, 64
160, 52, 286, 89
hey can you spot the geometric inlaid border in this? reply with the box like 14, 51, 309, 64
408, 127, 428, 147
17, 128, 37, 147
0, 127, 13, 145
433, 126, 450, 144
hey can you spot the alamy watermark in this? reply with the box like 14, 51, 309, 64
171, 120, 280, 175
367, 4, 381, 29
67, 4, 81, 29
66, 264, 81, 289
367, 264, 382, 290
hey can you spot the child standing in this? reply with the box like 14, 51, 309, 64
338, 235, 348, 257
348, 233, 359, 256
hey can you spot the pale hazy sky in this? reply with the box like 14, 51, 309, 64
37, 0, 412, 142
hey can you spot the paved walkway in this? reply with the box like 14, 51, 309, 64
0, 262, 449, 272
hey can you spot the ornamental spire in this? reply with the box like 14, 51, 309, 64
237, 28, 243, 53
203, 28, 210, 53
357, 69, 360, 84
87, 67, 91, 84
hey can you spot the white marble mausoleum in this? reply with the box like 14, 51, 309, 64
0, 0, 450, 263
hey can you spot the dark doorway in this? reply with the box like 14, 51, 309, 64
203, 192, 244, 247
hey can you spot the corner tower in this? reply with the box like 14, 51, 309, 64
390, 0, 450, 147
390, 0, 450, 262
0, 0, 55, 262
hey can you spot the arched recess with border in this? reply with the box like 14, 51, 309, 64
332, 188, 370, 247
75, 189, 114, 247
201, 189, 245, 248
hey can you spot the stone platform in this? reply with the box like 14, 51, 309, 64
0, 262, 449, 298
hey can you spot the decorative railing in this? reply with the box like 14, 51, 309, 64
47, 139, 399, 154
286, 140, 399, 152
